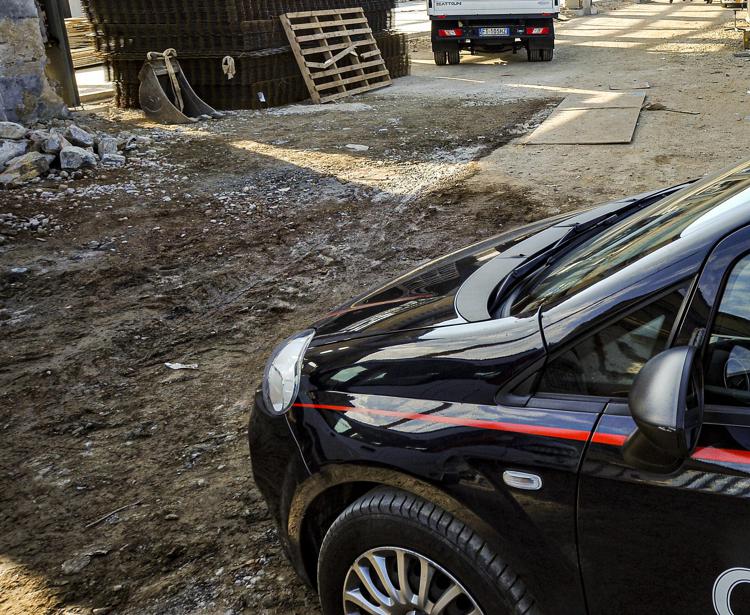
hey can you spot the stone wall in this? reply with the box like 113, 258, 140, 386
0, 0, 67, 123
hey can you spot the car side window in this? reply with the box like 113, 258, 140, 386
537, 289, 687, 398
705, 254, 750, 407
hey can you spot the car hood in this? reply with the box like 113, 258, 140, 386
312, 216, 564, 341
311, 184, 690, 343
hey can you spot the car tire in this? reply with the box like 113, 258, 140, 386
527, 48, 541, 62
447, 48, 461, 64
540, 49, 554, 61
317, 488, 538, 615
434, 51, 448, 65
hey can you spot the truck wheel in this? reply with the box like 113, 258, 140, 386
447, 48, 461, 64
317, 488, 538, 615
434, 51, 448, 65
540, 49, 554, 61
527, 48, 541, 62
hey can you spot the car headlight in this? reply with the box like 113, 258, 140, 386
261, 329, 315, 415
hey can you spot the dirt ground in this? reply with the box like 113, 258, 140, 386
0, 2, 746, 614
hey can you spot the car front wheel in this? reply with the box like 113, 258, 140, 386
317, 488, 537, 615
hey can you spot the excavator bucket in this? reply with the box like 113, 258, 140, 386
138, 49, 224, 124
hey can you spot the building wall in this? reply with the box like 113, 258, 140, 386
0, 0, 67, 123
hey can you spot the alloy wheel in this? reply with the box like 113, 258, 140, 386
342, 546, 484, 615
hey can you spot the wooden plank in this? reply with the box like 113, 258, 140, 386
290, 17, 367, 30
300, 39, 374, 55
319, 80, 391, 103
280, 13, 323, 104
316, 70, 390, 91
286, 8, 364, 18
310, 13, 348, 97
305, 45, 357, 69
332, 11, 370, 91
309, 58, 387, 80
295, 27, 372, 43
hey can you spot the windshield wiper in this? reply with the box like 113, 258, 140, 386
487, 213, 620, 316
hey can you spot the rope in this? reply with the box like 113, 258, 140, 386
222, 56, 236, 80
146, 48, 184, 112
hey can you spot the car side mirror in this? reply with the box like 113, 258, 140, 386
623, 346, 704, 473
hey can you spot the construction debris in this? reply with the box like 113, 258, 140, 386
282, 8, 392, 104
80, 0, 409, 110
0, 121, 142, 187
0, 122, 28, 140
60, 146, 99, 170
642, 101, 700, 115
0, 140, 29, 167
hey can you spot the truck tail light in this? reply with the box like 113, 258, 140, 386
438, 28, 463, 37
525, 26, 550, 35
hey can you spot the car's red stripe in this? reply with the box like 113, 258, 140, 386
293, 402, 592, 441
693, 446, 750, 464
297, 403, 750, 465
591, 431, 750, 465
591, 432, 628, 446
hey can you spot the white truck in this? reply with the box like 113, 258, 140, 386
427, 0, 559, 64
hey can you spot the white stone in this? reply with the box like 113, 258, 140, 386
65, 125, 94, 147
101, 153, 126, 167
97, 137, 119, 159
0, 139, 29, 168
43, 131, 68, 155
60, 145, 98, 169
0, 151, 50, 185
0, 122, 27, 140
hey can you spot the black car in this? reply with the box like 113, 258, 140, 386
249, 161, 750, 615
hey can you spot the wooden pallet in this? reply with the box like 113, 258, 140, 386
280, 8, 392, 104
65, 17, 102, 69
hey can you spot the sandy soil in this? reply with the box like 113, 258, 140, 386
395, 1, 749, 208
0, 96, 549, 615
0, 2, 747, 614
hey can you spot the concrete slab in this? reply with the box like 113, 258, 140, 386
556, 91, 645, 110
525, 105, 644, 144
525, 92, 645, 144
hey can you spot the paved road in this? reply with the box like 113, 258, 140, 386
395, 0, 430, 34
381, 0, 747, 215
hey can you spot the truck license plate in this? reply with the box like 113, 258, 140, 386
478, 27, 510, 37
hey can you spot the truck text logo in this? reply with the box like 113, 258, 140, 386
713, 568, 750, 615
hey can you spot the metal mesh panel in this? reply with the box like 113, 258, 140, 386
109, 33, 409, 110
83, 0, 407, 109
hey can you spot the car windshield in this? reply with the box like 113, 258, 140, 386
510, 168, 750, 316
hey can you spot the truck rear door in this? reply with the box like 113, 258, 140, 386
429, 0, 557, 16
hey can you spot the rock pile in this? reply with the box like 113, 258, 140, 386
0, 120, 134, 187
0, 212, 60, 243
